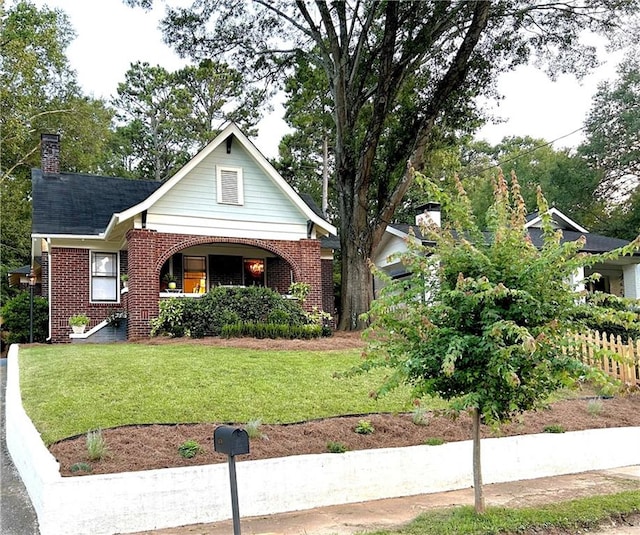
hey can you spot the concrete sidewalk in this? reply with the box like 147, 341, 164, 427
135, 466, 640, 535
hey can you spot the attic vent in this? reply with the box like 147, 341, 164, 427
217, 166, 243, 205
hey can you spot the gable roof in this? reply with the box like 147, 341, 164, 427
32, 170, 161, 236
109, 123, 336, 238
525, 207, 588, 234
387, 223, 633, 255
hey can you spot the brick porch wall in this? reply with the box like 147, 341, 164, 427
126, 230, 329, 340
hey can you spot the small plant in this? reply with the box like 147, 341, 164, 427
587, 397, 604, 416
543, 424, 566, 434
70, 462, 92, 473
178, 440, 204, 459
68, 314, 90, 327
327, 441, 347, 453
86, 429, 109, 461
354, 419, 375, 435
288, 282, 311, 302
424, 437, 445, 446
411, 406, 430, 426
105, 309, 127, 328
245, 419, 264, 439
120, 274, 129, 282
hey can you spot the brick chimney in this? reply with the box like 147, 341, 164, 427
415, 202, 441, 227
41, 133, 60, 175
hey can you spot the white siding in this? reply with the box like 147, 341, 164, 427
148, 142, 307, 238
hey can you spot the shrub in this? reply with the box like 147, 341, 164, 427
411, 406, 430, 426
354, 419, 375, 435
150, 298, 188, 337
70, 462, 92, 473
0, 291, 49, 344
86, 429, 109, 461
327, 441, 347, 453
178, 440, 204, 459
543, 424, 566, 434
424, 437, 445, 446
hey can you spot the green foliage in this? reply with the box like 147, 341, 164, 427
288, 282, 310, 302
0, 292, 49, 344
354, 419, 374, 435
221, 322, 322, 340
68, 314, 90, 327
362, 170, 639, 425
151, 287, 312, 339
86, 429, 109, 461
69, 462, 92, 474
411, 406, 430, 426
543, 424, 566, 434
576, 292, 640, 341
326, 441, 347, 453
382, 491, 640, 535
178, 440, 203, 459
424, 437, 445, 446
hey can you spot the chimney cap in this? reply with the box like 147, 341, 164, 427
415, 202, 441, 214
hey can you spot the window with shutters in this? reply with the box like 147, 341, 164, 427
217, 166, 243, 205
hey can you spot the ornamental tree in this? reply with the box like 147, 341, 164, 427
361, 169, 639, 513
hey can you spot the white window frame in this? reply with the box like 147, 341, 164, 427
216, 166, 244, 205
90, 251, 119, 303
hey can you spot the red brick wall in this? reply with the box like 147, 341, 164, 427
49, 233, 334, 342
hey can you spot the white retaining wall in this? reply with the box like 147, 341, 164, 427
6, 344, 640, 535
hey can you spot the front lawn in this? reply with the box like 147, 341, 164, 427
19, 344, 416, 444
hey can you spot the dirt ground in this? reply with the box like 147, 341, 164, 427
48, 332, 640, 477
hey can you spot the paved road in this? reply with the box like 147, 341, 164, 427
1, 358, 40, 535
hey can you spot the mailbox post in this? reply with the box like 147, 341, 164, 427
214, 426, 250, 535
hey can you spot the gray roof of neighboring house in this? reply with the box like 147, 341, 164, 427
31, 169, 162, 235
389, 224, 634, 254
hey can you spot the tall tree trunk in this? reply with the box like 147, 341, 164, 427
472, 408, 485, 514
337, 230, 373, 330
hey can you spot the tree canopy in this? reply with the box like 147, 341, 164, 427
128, 0, 640, 329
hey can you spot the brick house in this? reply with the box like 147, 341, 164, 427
32, 124, 337, 343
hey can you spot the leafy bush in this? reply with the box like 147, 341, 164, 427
150, 297, 188, 337
543, 424, 566, 434
151, 286, 326, 339
424, 437, 445, 446
178, 440, 204, 459
576, 292, 640, 342
354, 419, 375, 435
326, 441, 347, 453
1, 291, 49, 344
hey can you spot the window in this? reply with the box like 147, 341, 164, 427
184, 256, 206, 293
217, 166, 243, 205
91, 252, 118, 302
244, 258, 265, 286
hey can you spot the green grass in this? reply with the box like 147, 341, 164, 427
366, 490, 640, 535
19, 344, 417, 444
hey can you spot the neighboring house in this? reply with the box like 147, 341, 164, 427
32, 124, 337, 343
373, 204, 640, 299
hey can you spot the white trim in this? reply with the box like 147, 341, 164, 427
525, 207, 589, 234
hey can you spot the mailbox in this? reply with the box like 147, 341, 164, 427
214, 426, 250, 456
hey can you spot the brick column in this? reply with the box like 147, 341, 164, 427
126, 229, 159, 339
298, 239, 322, 312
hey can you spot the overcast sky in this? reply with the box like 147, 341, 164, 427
28, 0, 625, 159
